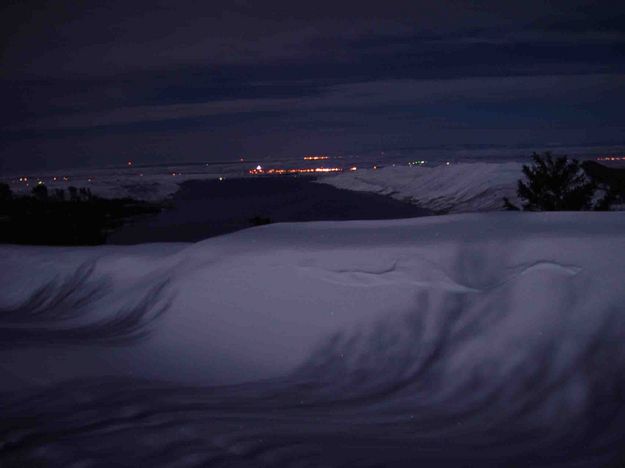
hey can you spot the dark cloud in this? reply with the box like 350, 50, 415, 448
1, 0, 625, 170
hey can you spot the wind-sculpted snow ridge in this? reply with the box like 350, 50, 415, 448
318, 162, 523, 213
0, 262, 173, 347
1, 213, 625, 466
1, 291, 625, 467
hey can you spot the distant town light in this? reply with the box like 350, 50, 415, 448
304, 155, 329, 160
597, 155, 625, 161
248, 166, 342, 175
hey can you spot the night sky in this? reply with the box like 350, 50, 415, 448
1, 0, 625, 171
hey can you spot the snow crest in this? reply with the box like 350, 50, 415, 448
1, 213, 625, 466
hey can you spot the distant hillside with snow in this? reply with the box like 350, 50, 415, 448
2, 162, 524, 212
318, 162, 523, 213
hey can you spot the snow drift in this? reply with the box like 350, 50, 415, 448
318, 162, 523, 212
1, 212, 625, 466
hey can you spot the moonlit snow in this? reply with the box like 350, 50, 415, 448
2, 212, 625, 466
319, 162, 524, 212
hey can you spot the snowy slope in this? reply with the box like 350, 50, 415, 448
2, 213, 625, 466
1, 212, 624, 387
318, 162, 523, 212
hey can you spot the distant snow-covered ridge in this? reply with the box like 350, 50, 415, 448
3, 162, 524, 210
318, 162, 523, 213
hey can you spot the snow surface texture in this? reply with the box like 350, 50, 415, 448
2, 213, 625, 466
318, 162, 524, 213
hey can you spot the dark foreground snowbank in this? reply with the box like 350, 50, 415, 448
1, 212, 625, 466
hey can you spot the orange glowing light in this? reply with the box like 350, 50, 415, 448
597, 156, 625, 161
304, 155, 329, 160
248, 166, 342, 175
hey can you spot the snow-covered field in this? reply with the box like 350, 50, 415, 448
318, 162, 524, 213
2, 212, 625, 466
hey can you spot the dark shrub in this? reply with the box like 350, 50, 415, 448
581, 160, 625, 209
0, 183, 12, 202
68, 186, 78, 201
504, 152, 599, 211
53, 189, 66, 201
0, 190, 162, 245
79, 187, 93, 200
31, 184, 49, 200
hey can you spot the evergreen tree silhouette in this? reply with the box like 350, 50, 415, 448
504, 152, 596, 211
